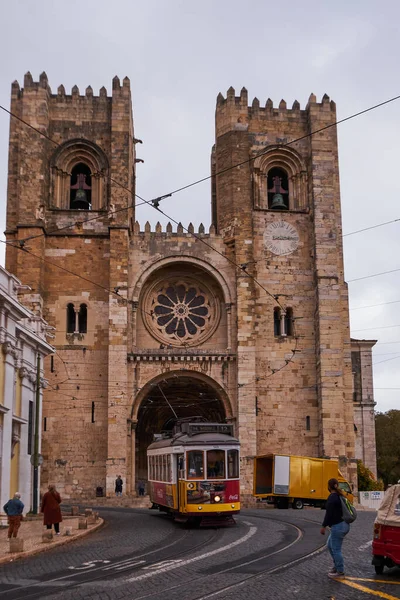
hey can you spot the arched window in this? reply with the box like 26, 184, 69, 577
306, 416, 311, 431
267, 167, 289, 209
78, 304, 87, 334
70, 163, 92, 210
50, 139, 109, 210
273, 307, 281, 337
66, 303, 76, 333
285, 307, 294, 336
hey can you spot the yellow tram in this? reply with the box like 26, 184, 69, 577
147, 419, 240, 525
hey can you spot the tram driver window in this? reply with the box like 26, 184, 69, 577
187, 451, 204, 479
207, 450, 225, 479
227, 449, 239, 478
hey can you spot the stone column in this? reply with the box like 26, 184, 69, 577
0, 343, 17, 517
130, 420, 137, 496
18, 368, 35, 510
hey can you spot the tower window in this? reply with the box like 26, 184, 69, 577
67, 303, 76, 333
306, 416, 310, 431
70, 163, 92, 210
267, 167, 289, 210
285, 307, 294, 337
66, 303, 88, 336
273, 307, 281, 337
78, 304, 88, 334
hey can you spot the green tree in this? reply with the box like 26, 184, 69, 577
375, 410, 400, 487
357, 460, 383, 491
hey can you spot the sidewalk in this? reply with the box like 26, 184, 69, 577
0, 514, 103, 564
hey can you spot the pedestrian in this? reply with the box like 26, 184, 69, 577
115, 475, 123, 497
3, 492, 24, 539
138, 480, 145, 496
41, 485, 62, 535
320, 478, 350, 579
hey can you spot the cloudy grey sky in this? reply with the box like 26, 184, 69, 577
0, 0, 399, 412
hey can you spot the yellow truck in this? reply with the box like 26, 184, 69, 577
254, 454, 354, 509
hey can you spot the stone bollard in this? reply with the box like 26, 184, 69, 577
9, 538, 24, 552
84, 508, 93, 517
71, 506, 79, 516
94, 511, 99, 521
42, 529, 53, 543
65, 526, 72, 536
87, 515, 96, 525
78, 518, 88, 530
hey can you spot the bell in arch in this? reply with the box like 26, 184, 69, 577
268, 173, 288, 210
70, 171, 92, 210
270, 193, 287, 210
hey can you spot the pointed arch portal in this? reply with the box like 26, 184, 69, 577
132, 372, 231, 482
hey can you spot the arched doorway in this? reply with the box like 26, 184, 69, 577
133, 372, 232, 484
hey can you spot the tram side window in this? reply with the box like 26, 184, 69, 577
162, 455, 167, 481
187, 450, 204, 479
227, 449, 239, 478
167, 454, 171, 482
207, 450, 225, 479
155, 456, 160, 481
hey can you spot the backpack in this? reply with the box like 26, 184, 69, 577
340, 495, 357, 523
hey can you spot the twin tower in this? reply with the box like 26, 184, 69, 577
4, 73, 358, 499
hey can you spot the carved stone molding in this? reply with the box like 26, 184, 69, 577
2, 341, 19, 359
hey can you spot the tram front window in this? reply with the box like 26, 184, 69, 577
207, 450, 225, 479
187, 450, 204, 479
227, 449, 239, 478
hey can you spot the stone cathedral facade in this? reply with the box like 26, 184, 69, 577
4, 73, 377, 500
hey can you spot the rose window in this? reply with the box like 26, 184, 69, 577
144, 279, 220, 346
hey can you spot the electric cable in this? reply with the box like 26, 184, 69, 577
2, 93, 400, 243
348, 267, 400, 283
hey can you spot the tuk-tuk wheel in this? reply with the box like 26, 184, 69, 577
374, 565, 384, 575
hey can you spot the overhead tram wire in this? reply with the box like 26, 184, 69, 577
348, 267, 400, 283
0, 104, 283, 308
2, 93, 400, 244
6, 93, 398, 378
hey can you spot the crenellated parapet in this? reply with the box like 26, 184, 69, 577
215, 86, 336, 138
133, 221, 217, 236
11, 71, 131, 105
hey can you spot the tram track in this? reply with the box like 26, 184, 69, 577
126, 514, 326, 600
0, 511, 325, 600
0, 522, 220, 600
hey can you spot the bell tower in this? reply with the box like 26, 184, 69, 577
213, 88, 356, 489
5, 72, 136, 497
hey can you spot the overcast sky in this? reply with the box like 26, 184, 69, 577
0, 0, 399, 413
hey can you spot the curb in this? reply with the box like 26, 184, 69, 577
0, 518, 105, 565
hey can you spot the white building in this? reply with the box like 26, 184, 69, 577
0, 265, 53, 519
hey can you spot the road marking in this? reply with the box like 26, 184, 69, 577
358, 540, 373, 551
338, 579, 400, 599
68, 560, 111, 570
113, 561, 146, 572
102, 559, 145, 571
126, 523, 257, 582
143, 560, 183, 570
346, 577, 400, 586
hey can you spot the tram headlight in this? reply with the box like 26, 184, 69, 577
231, 504, 235, 509
214, 495, 221, 503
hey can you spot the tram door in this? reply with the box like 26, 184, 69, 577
177, 454, 185, 513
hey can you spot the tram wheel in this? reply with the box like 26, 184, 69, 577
374, 565, 384, 575
292, 499, 304, 510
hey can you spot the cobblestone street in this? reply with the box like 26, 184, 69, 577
0, 507, 397, 600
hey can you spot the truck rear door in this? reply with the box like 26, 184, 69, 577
273, 455, 290, 495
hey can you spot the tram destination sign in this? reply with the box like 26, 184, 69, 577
188, 423, 234, 436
